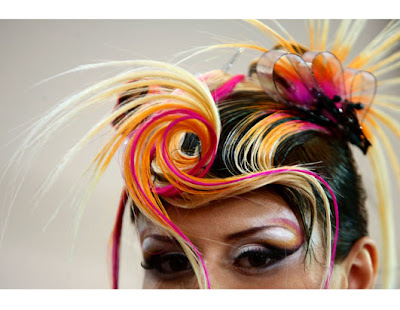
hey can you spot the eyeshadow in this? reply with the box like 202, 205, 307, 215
225, 217, 304, 250
261, 218, 304, 249
141, 234, 177, 255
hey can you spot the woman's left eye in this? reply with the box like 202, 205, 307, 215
233, 245, 290, 273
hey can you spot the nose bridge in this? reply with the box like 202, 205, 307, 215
200, 248, 232, 289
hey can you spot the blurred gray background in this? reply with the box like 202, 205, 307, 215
0, 20, 398, 288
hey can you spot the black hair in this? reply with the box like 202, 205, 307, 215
207, 90, 368, 262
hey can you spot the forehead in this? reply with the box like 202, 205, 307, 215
138, 189, 299, 240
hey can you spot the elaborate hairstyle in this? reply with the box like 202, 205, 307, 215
109, 20, 400, 289
5, 20, 400, 289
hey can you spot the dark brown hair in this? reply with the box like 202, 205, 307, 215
208, 90, 368, 262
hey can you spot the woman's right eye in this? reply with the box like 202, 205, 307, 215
141, 252, 192, 276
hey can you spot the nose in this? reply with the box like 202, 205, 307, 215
200, 255, 234, 289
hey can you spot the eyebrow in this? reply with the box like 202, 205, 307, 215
224, 225, 277, 242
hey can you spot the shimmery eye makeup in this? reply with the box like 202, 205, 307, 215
225, 218, 304, 250
141, 252, 192, 276
139, 213, 306, 283
227, 218, 304, 275
268, 218, 303, 239
140, 234, 194, 279
232, 243, 302, 275
261, 218, 304, 250
141, 234, 176, 255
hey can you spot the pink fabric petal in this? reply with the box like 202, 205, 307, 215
257, 51, 320, 109
303, 51, 346, 102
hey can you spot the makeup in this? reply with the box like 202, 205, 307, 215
141, 234, 176, 255
225, 217, 304, 250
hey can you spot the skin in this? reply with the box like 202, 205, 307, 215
137, 189, 378, 289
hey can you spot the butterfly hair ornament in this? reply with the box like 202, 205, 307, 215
256, 50, 376, 154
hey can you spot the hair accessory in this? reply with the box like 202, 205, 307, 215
256, 50, 377, 154
222, 47, 244, 73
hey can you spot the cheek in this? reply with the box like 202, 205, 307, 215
282, 248, 328, 288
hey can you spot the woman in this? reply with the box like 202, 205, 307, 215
106, 20, 399, 289
2, 20, 399, 289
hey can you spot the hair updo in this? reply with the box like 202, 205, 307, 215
208, 87, 368, 262
154, 70, 368, 264
113, 65, 363, 289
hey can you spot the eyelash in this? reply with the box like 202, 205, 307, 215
232, 244, 296, 274
141, 243, 298, 279
141, 252, 193, 277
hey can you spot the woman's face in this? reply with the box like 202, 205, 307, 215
137, 189, 329, 289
